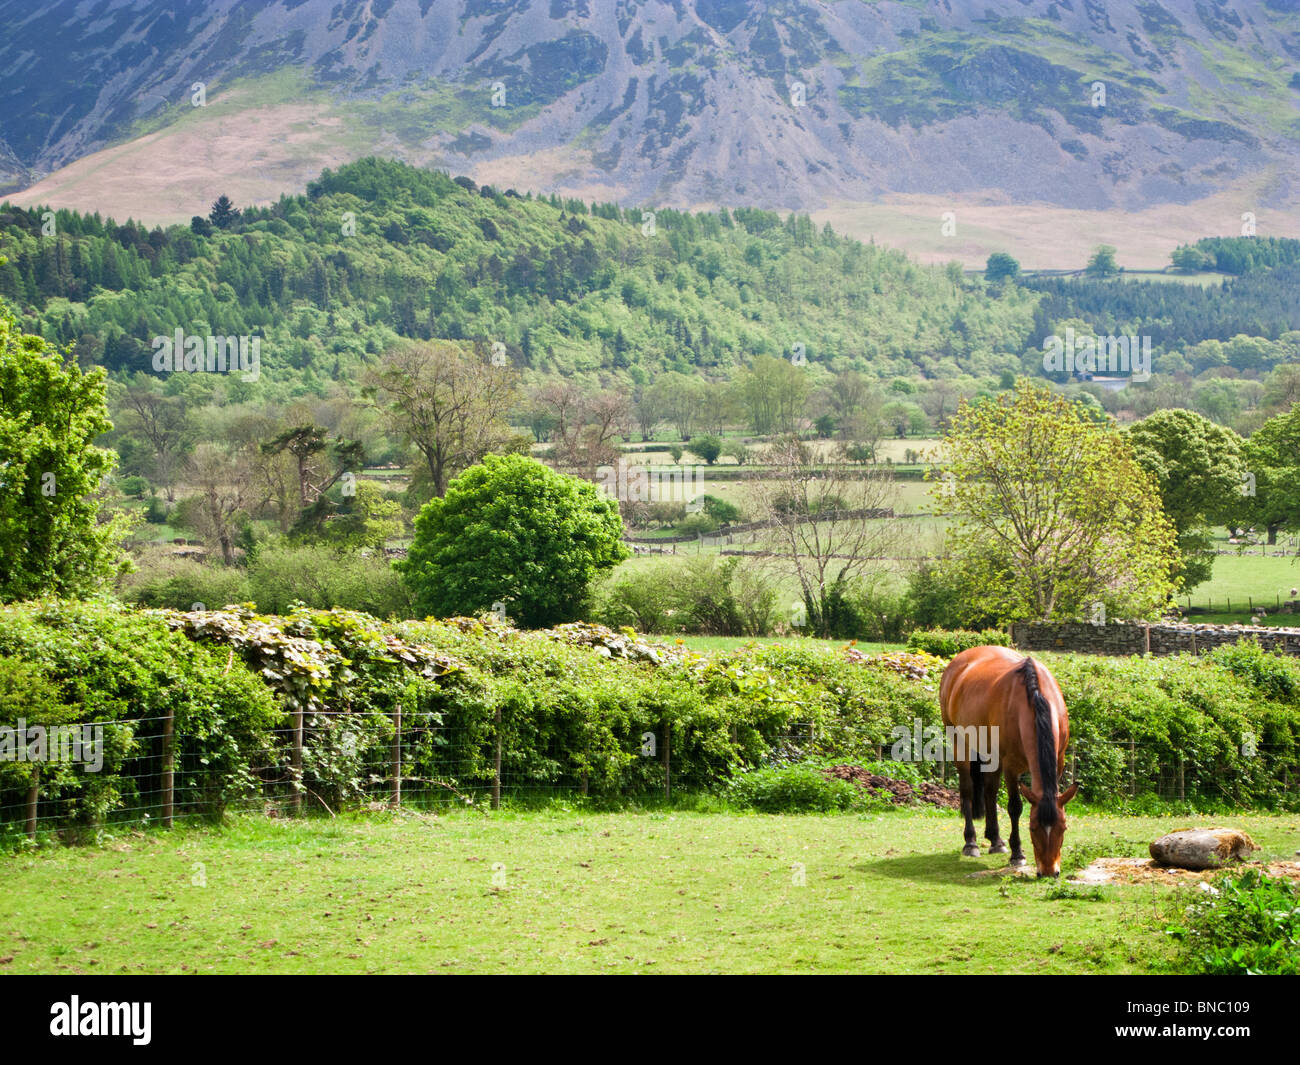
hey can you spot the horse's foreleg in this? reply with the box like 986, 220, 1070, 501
1004, 769, 1026, 866
957, 763, 979, 857
983, 770, 1006, 853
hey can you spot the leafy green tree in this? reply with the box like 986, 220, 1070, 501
649, 372, 705, 440
936, 381, 1176, 622
1085, 244, 1120, 277
366, 340, 518, 499
1240, 404, 1300, 544
984, 252, 1020, 282
0, 309, 131, 601
398, 454, 628, 626
1128, 409, 1246, 589
1170, 244, 1214, 273
688, 433, 723, 465
738, 354, 808, 435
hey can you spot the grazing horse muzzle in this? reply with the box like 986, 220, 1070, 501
1020, 781, 1078, 878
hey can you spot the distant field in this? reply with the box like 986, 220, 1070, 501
1181, 551, 1300, 614
813, 174, 1300, 270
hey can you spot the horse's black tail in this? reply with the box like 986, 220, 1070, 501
1019, 656, 1059, 827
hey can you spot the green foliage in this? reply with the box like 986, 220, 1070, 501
594, 556, 774, 636
701, 494, 742, 524
904, 561, 999, 630
1173, 236, 1300, 276
905, 628, 1010, 657
399, 454, 627, 627
3, 601, 1300, 843
123, 552, 253, 611
687, 433, 723, 465
724, 762, 876, 813
1165, 870, 1300, 974
0, 310, 131, 601
1209, 639, 1300, 703
244, 542, 411, 618
0, 158, 1038, 394
1049, 651, 1300, 810
1085, 244, 1119, 277
936, 380, 1177, 622
1127, 409, 1246, 591
0, 600, 281, 838
984, 251, 1020, 282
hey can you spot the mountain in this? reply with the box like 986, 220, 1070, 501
3, 0, 1300, 266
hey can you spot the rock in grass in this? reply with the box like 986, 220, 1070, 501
1149, 828, 1259, 870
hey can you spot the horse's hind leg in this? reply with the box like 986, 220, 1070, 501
957, 762, 980, 857
983, 770, 1006, 854
1004, 769, 1026, 867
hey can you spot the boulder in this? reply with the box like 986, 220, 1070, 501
1149, 828, 1259, 870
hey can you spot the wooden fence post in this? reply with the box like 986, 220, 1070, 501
290, 706, 304, 815
24, 765, 39, 842
390, 703, 402, 808
1128, 738, 1136, 798
1144, 624, 1151, 655
161, 705, 176, 828
1177, 754, 1185, 802
492, 706, 502, 810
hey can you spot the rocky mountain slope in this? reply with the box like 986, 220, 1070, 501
2, 0, 1299, 242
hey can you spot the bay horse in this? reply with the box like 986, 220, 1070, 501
939, 645, 1078, 877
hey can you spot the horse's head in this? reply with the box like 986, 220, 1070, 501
1017, 781, 1079, 876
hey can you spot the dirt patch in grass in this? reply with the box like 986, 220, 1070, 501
1069, 857, 1300, 886
822, 765, 961, 809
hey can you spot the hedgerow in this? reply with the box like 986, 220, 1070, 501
1, 604, 1298, 844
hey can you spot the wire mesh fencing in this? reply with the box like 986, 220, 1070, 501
3, 709, 1298, 843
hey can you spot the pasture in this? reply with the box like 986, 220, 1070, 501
4, 807, 1296, 974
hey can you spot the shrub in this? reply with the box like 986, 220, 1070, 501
593, 557, 775, 636
593, 566, 677, 633
676, 512, 720, 536
120, 476, 150, 498
906, 628, 1010, 657
724, 762, 872, 812
120, 549, 252, 610
701, 495, 743, 525
144, 495, 170, 524
247, 542, 411, 619
687, 434, 723, 465
399, 455, 627, 627
1166, 870, 1300, 974
823, 580, 916, 641
905, 561, 999, 630
674, 556, 774, 636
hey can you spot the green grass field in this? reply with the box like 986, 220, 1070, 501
1180, 551, 1300, 618
4, 808, 1296, 974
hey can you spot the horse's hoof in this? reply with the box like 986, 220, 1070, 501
989, 841, 1008, 854
962, 844, 981, 857
1008, 856, 1027, 867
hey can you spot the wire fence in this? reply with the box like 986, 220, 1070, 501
4, 708, 1297, 842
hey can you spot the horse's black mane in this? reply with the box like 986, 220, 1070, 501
1018, 657, 1059, 826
